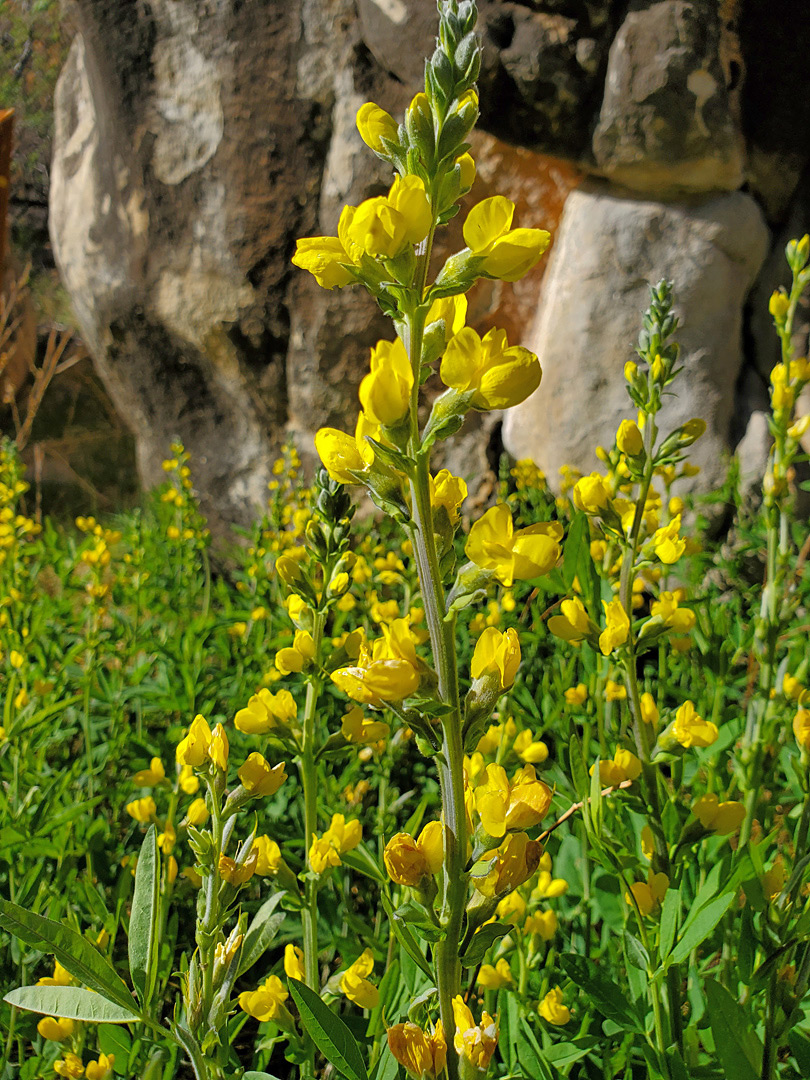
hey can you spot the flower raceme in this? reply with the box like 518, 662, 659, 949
387, 1021, 447, 1079
466, 504, 562, 587
462, 195, 550, 282
474, 763, 552, 838
440, 327, 541, 411
384, 821, 444, 886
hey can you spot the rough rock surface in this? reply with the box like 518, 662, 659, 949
592, 0, 743, 195
502, 185, 770, 494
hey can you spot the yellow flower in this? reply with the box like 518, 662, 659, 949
9, 649, 23, 669
572, 473, 611, 515
219, 849, 258, 886
340, 706, 390, 745
531, 852, 569, 900
85, 1054, 115, 1080
37, 960, 74, 987
208, 723, 229, 770
692, 794, 745, 836
292, 206, 357, 290
185, 797, 209, 827
158, 825, 176, 854
466, 504, 561, 586
627, 870, 669, 916
496, 891, 527, 923
783, 673, 805, 702
253, 835, 283, 877
761, 855, 786, 901
564, 683, 588, 705
237, 753, 287, 798
384, 821, 443, 886
671, 700, 718, 748
356, 101, 398, 153
451, 996, 498, 1070
133, 757, 165, 787
591, 746, 641, 787
513, 728, 549, 764
53, 1053, 85, 1078
309, 814, 362, 874
284, 943, 306, 982
524, 908, 558, 940
794, 708, 810, 750
475, 763, 552, 838
440, 326, 541, 410
179, 764, 199, 795
477, 957, 513, 989
359, 337, 414, 426
340, 948, 379, 1009
652, 516, 686, 564
234, 688, 297, 734
640, 692, 659, 725
605, 679, 626, 702
176, 714, 212, 767
426, 294, 467, 340
471, 626, 521, 690
473, 832, 544, 898
462, 196, 550, 281
274, 630, 316, 675
650, 591, 696, 634
37, 1016, 74, 1041
314, 412, 379, 484
387, 1021, 447, 1079
599, 598, 630, 655
332, 620, 421, 706
126, 796, 156, 824
239, 974, 289, 1021
430, 469, 468, 523
548, 597, 595, 644
539, 987, 570, 1026
346, 175, 432, 259
617, 419, 643, 456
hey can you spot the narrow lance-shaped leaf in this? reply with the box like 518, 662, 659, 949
129, 825, 160, 1006
288, 977, 369, 1080
4, 985, 137, 1024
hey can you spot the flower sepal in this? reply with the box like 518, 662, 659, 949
445, 561, 496, 617
421, 388, 476, 450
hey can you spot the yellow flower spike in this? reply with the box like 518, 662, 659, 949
451, 996, 498, 1070
359, 337, 414, 426
239, 974, 289, 1021
430, 469, 468, 523
477, 957, 513, 989
671, 700, 718, 748
564, 683, 588, 705
440, 326, 542, 410
208, 724, 229, 771
237, 753, 287, 798
513, 728, 549, 764
356, 101, 399, 153
572, 472, 611, 514
340, 948, 379, 1009
253, 835, 283, 877
465, 504, 561, 586
340, 705, 390, 745
125, 796, 156, 824
794, 708, 810, 751
284, 943, 306, 982
692, 794, 745, 836
473, 832, 544, 898
86, 1053, 115, 1080
387, 1021, 447, 1079
616, 419, 644, 456
539, 987, 571, 1026
133, 756, 166, 787
53, 1053, 85, 1078
176, 714, 212, 767
471, 626, 521, 691
234, 688, 297, 735
37, 1015, 74, 1041
599, 598, 630, 656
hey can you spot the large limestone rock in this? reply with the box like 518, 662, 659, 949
502, 185, 769, 494
592, 0, 744, 195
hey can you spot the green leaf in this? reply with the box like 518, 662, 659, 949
705, 979, 762, 1080
244, 1074, 285, 1079
545, 1037, 600, 1067
562, 513, 586, 590
516, 1016, 558, 1080
559, 954, 644, 1032
0, 898, 136, 1015
238, 894, 286, 978
670, 891, 735, 965
658, 889, 679, 961
129, 825, 159, 1005
4, 985, 137, 1024
380, 892, 434, 980
288, 978, 368, 1080
461, 922, 509, 968
341, 845, 386, 883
